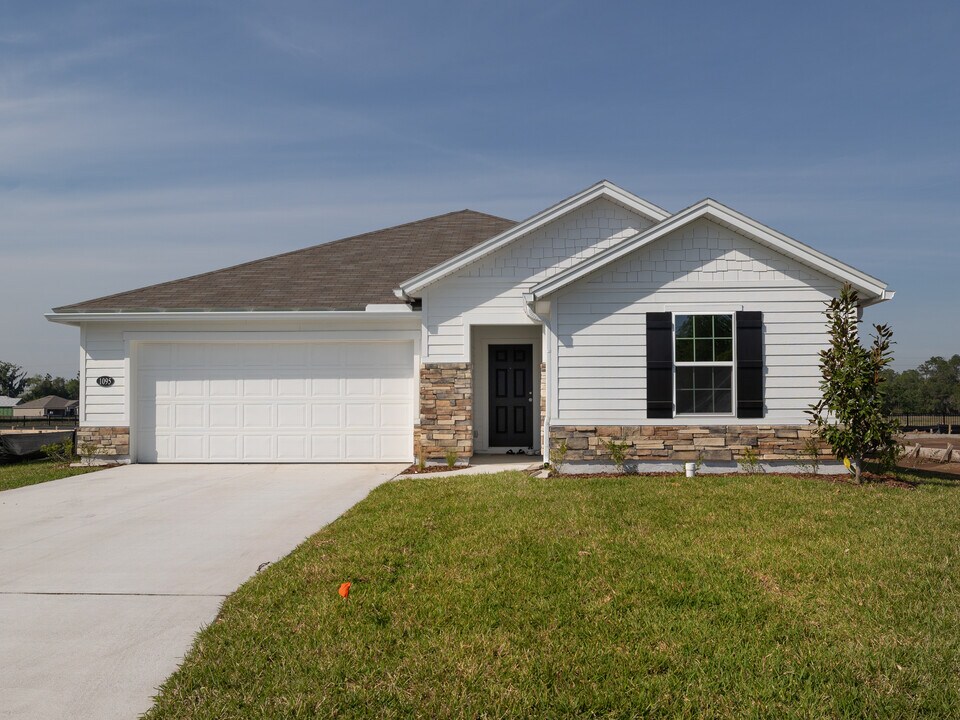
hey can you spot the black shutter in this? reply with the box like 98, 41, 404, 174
646, 312, 673, 418
736, 311, 764, 418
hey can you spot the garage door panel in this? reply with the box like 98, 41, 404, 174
242, 435, 274, 460
311, 377, 341, 396
242, 378, 273, 397
310, 403, 341, 428
345, 434, 376, 460
277, 404, 307, 428
277, 435, 308, 460
380, 403, 410, 428
173, 435, 205, 461
277, 378, 307, 396
344, 377, 376, 396
381, 434, 411, 459
209, 405, 239, 429
209, 435, 240, 461
209, 377, 239, 397
174, 379, 204, 398
138, 341, 414, 462
380, 376, 410, 396
345, 404, 376, 428
174, 404, 205, 429
242, 404, 273, 429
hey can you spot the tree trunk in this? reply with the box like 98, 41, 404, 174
852, 457, 862, 484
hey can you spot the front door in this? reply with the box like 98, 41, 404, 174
488, 344, 533, 448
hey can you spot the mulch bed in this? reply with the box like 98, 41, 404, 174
400, 464, 472, 475
553, 471, 915, 489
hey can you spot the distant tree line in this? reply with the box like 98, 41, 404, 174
883, 355, 960, 414
0, 361, 80, 403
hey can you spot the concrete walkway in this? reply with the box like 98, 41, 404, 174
0, 463, 402, 720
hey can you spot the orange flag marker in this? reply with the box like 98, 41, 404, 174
338, 582, 351, 598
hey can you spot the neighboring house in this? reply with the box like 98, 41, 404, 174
0, 396, 20, 418
12, 395, 79, 419
47, 181, 892, 470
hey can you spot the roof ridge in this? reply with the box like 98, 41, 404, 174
54, 209, 513, 312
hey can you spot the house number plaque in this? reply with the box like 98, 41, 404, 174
96, 376, 115, 387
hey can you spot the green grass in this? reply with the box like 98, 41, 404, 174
147, 469, 960, 719
0, 458, 101, 492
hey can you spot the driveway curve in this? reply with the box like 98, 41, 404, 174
0, 463, 402, 719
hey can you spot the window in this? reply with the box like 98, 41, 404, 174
674, 314, 733, 414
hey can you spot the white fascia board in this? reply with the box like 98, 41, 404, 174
45, 309, 419, 326
531, 199, 891, 301
396, 180, 671, 297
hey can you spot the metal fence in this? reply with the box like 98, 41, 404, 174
890, 414, 960, 433
0, 417, 78, 430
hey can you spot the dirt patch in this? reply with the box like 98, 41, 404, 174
898, 434, 960, 476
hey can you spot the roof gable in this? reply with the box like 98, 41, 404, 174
54, 210, 514, 313
531, 198, 892, 303
397, 181, 670, 297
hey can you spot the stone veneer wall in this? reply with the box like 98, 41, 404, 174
550, 425, 829, 463
76, 426, 130, 463
418, 363, 472, 460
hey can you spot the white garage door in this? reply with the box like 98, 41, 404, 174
137, 342, 415, 463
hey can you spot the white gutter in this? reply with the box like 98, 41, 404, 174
45, 308, 418, 325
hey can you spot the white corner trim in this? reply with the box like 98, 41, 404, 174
397, 180, 670, 296
530, 198, 891, 301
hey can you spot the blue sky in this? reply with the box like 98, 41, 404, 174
2, 0, 958, 376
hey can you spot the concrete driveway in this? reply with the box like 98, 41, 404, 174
0, 463, 402, 719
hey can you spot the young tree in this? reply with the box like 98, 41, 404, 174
0, 361, 28, 397
808, 284, 901, 482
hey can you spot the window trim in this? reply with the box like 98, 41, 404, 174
672, 312, 736, 417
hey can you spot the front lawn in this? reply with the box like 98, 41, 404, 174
0, 458, 101, 492
147, 470, 960, 718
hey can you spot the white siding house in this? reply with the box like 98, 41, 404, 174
48, 181, 892, 471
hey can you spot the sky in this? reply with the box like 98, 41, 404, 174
1, 0, 958, 377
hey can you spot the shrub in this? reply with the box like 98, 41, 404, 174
444, 449, 459, 469
548, 439, 569, 473
603, 439, 630, 474
41, 438, 74, 463
797, 437, 822, 475
738, 446, 762, 474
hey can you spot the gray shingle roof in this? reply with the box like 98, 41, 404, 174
15, 395, 78, 410
54, 210, 515, 313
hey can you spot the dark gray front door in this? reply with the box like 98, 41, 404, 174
488, 344, 533, 447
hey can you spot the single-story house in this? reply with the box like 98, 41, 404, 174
47, 181, 892, 471
0, 396, 20, 418
12, 395, 79, 419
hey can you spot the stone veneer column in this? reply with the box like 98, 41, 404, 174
76, 426, 130, 464
418, 363, 472, 461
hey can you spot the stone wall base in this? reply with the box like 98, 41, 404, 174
76, 426, 130, 464
418, 363, 472, 461
550, 424, 831, 463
